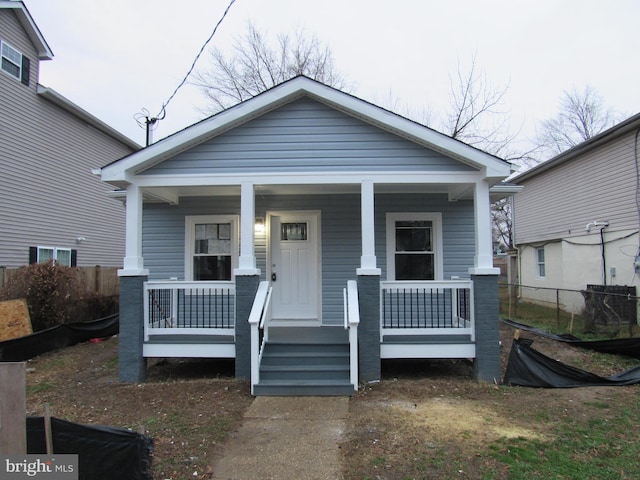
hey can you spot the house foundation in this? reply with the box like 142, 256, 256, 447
357, 274, 381, 382
118, 275, 148, 382
235, 274, 260, 380
471, 273, 501, 382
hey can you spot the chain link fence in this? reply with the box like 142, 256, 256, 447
499, 283, 639, 337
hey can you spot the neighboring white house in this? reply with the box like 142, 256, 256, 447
98, 75, 514, 395
0, 1, 140, 269
511, 113, 640, 314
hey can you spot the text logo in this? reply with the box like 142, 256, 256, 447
0, 455, 78, 479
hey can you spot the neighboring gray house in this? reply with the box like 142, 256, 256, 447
0, 1, 139, 269
98, 76, 513, 395
511, 113, 640, 313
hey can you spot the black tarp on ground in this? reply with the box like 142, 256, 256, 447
502, 318, 640, 359
0, 314, 118, 361
27, 417, 153, 480
503, 338, 640, 388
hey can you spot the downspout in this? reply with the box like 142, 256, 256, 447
586, 221, 609, 285
600, 227, 607, 286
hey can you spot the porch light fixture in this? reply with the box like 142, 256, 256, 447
254, 217, 265, 234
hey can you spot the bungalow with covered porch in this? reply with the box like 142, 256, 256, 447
97, 76, 513, 395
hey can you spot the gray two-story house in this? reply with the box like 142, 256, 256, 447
511, 113, 640, 314
0, 1, 139, 269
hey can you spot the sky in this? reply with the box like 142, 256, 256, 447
23, 0, 640, 155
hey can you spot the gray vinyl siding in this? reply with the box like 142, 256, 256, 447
514, 131, 639, 245
0, 9, 136, 267
142, 98, 475, 175
142, 193, 475, 324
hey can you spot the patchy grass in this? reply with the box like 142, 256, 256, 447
488, 397, 640, 479
341, 323, 640, 480
25, 336, 252, 480
24, 322, 640, 480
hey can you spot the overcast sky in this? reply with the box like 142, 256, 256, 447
25, 0, 640, 154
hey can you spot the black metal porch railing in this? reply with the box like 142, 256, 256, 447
145, 282, 235, 330
380, 281, 473, 329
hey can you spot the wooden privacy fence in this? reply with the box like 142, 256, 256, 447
0, 266, 120, 296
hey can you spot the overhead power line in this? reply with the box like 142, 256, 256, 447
134, 0, 237, 145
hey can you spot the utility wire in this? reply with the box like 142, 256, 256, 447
155, 0, 237, 119
134, 0, 237, 144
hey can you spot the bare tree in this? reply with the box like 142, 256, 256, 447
443, 56, 512, 155
537, 85, 620, 156
491, 197, 514, 250
438, 56, 540, 252
440, 56, 541, 169
193, 22, 347, 113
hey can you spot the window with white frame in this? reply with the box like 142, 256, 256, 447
1, 39, 28, 85
386, 213, 443, 281
185, 215, 238, 281
536, 247, 546, 278
31, 246, 74, 266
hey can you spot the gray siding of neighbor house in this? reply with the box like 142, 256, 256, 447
141, 98, 477, 175
514, 131, 639, 245
142, 193, 475, 325
0, 9, 136, 268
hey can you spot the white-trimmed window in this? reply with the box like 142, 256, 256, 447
30, 246, 74, 266
536, 247, 546, 278
185, 215, 238, 281
386, 213, 443, 281
1, 39, 29, 85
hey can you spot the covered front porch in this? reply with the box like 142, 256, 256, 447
100, 77, 511, 393
138, 266, 481, 395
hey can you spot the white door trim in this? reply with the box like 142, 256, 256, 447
267, 210, 322, 325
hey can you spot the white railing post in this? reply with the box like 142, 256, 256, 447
171, 288, 178, 325
346, 280, 360, 390
143, 283, 150, 342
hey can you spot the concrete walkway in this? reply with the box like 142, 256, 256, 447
211, 396, 349, 479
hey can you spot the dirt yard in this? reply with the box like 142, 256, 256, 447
24, 323, 640, 479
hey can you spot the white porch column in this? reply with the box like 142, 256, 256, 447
469, 178, 500, 275
236, 181, 260, 276
119, 183, 148, 276
357, 180, 381, 275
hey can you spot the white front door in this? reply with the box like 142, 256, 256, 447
269, 211, 321, 323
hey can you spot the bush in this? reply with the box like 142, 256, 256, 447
0, 262, 116, 331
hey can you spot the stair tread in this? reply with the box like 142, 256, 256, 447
261, 364, 349, 371
257, 379, 353, 386
262, 350, 349, 357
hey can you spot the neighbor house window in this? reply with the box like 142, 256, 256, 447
536, 247, 546, 278
1, 40, 29, 85
386, 213, 443, 281
185, 215, 238, 281
29, 246, 75, 266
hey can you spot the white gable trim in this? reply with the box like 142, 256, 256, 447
100, 77, 510, 184
0, 1, 53, 59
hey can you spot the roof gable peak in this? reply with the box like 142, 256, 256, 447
100, 76, 511, 182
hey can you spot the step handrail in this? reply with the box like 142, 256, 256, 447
249, 281, 272, 394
